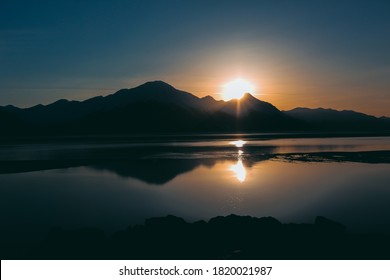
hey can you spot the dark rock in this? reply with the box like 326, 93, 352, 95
9, 214, 390, 260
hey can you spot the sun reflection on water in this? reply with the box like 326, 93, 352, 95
229, 158, 246, 183
230, 140, 246, 148
229, 139, 247, 183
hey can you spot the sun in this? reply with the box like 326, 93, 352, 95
222, 78, 255, 101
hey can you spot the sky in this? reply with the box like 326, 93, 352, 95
1, 0, 390, 116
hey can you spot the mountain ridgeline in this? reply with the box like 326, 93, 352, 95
1, 81, 389, 136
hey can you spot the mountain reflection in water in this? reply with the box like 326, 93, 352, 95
0, 137, 390, 257
0, 140, 389, 185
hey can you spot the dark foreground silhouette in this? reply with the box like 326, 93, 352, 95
2, 214, 390, 260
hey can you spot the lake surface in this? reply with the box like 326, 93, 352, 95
1, 136, 390, 245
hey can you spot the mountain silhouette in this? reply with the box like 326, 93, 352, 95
220, 93, 279, 116
284, 107, 390, 131
0, 81, 201, 125
1, 81, 389, 136
0, 108, 29, 135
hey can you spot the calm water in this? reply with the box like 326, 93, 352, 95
1, 136, 390, 243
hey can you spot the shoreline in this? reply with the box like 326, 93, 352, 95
1, 131, 390, 144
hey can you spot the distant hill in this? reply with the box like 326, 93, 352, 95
379, 116, 390, 123
1, 81, 389, 136
284, 107, 390, 131
0, 108, 28, 134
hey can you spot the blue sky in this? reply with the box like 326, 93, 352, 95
1, 0, 389, 116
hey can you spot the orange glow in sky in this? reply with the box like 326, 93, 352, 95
222, 78, 255, 101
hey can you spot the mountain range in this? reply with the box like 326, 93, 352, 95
1, 81, 389, 136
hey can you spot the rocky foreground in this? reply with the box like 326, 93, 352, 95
3, 214, 390, 259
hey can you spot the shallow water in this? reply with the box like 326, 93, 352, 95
0, 136, 389, 243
